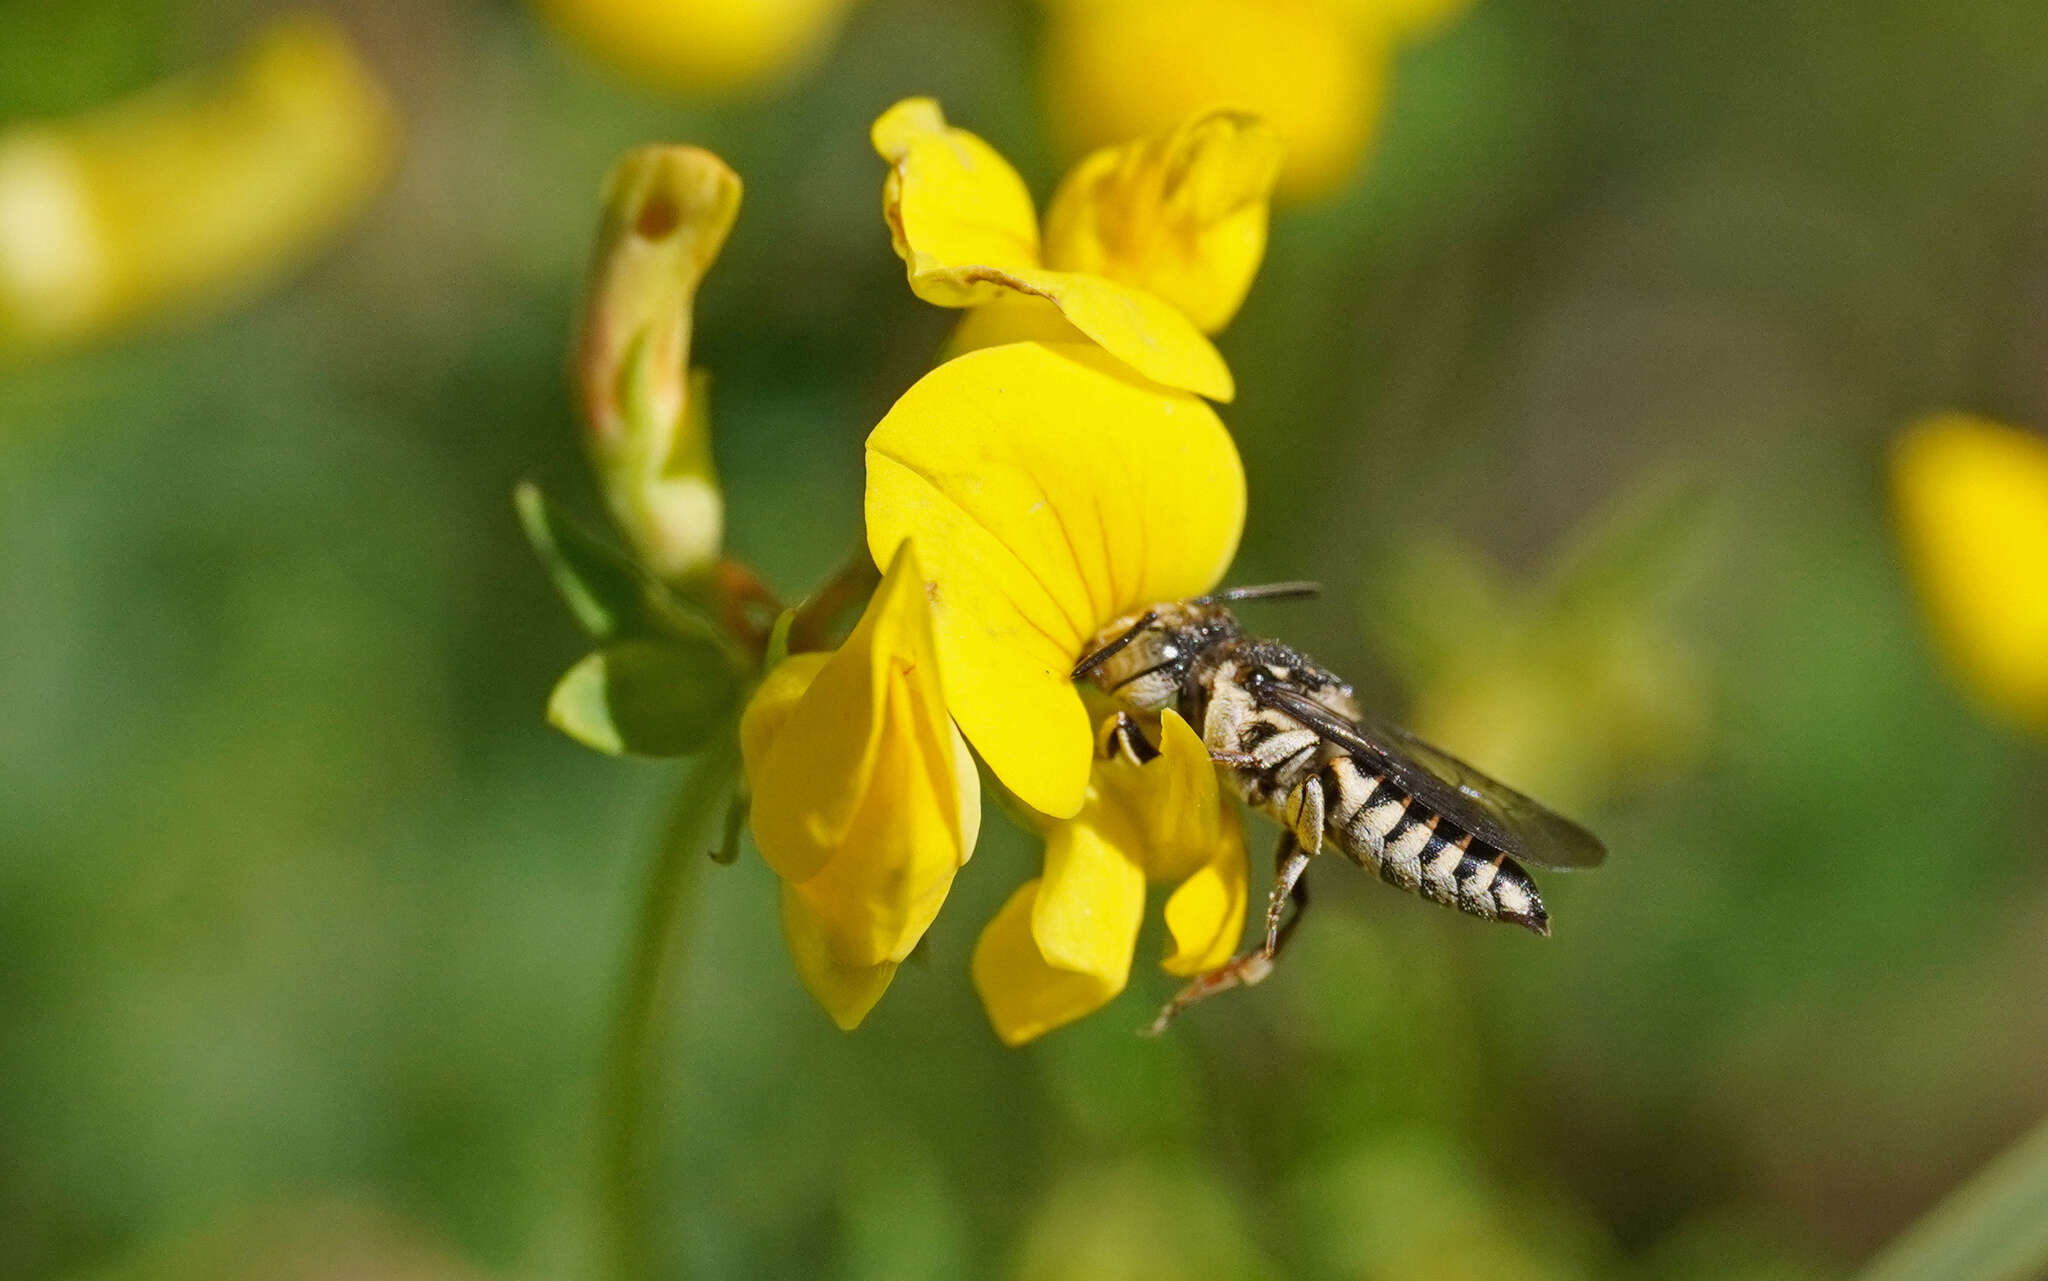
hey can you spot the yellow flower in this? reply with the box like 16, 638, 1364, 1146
574, 145, 740, 580
872, 97, 1282, 401
865, 341, 1246, 819
536, 0, 860, 96
1036, 0, 1475, 202
974, 712, 1248, 1045
1892, 413, 2048, 730
0, 16, 395, 355
740, 543, 980, 1028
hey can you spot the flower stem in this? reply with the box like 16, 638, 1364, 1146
601, 737, 740, 1281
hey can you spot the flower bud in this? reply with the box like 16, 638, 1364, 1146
573, 145, 739, 581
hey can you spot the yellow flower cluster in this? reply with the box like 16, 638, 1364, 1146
743, 100, 1284, 1041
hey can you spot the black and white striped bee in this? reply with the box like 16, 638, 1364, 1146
1072, 583, 1606, 1033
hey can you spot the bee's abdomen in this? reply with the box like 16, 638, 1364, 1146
1319, 755, 1548, 934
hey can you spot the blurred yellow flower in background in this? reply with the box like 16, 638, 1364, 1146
974, 712, 1247, 1045
873, 97, 1282, 401
741, 543, 980, 1029
1037, 0, 1475, 202
573, 144, 740, 581
0, 15, 395, 356
865, 341, 1246, 820
1893, 413, 2048, 730
537, 0, 859, 96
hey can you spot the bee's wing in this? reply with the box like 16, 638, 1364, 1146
1249, 682, 1608, 870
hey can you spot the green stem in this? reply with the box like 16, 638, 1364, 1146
601, 738, 740, 1281
1856, 1112, 2048, 1281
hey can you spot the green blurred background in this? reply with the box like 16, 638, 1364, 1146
4, 1, 2046, 1278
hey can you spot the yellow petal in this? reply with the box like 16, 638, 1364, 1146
786, 678, 979, 966
1039, 0, 1389, 203
1161, 803, 1249, 975
873, 97, 1232, 399
1003, 266, 1236, 401
742, 542, 978, 964
944, 295, 1086, 359
1093, 710, 1226, 883
780, 885, 898, 1031
738, 650, 832, 776
1043, 112, 1282, 334
537, 0, 859, 96
872, 97, 1043, 298
1893, 414, 2048, 728
866, 342, 1246, 817
1031, 799, 1149, 978
972, 880, 1125, 1046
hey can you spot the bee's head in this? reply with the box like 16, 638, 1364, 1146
1072, 600, 1238, 712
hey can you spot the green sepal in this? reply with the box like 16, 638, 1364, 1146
903, 935, 933, 970
710, 781, 748, 865
514, 480, 652, 639
763, 607, 799, 671
547, 636, 743, 757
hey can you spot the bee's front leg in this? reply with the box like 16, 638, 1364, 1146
1101, 712, 1161, 765
1143, 831, 1313, 1036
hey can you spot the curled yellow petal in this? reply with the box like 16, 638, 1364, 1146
973, 880, 1127, 1046
538, 0, 860, 96
742, 542, 979, 977
1043, 112, 1282, 334
995, 267, 1235, 401
873, 97, 1043, 301
1031, 800, 1149, 979
1038, 0, 1387, 203
1893, 414, 2048, 729
0, 15, 395, 355
1092, 711, 1227, 883
941, 294, 1086, 359
780, 885, 897, 1031
865, 342, 1246, 818
1161, 807, 1249, 975
873, 97, 1232, 399
576, 145, 741, 579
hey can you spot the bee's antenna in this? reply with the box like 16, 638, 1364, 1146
1200, 581, 1322, 604
1070, 611, 1158, 681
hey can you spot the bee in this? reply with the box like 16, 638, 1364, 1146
1072, 583, 1606, 1033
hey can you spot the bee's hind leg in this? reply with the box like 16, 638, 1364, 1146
1143, 832, 1312, 1036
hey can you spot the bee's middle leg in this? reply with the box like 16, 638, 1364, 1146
1143, 831, 1313, 1036
1263, 833, 1312, 955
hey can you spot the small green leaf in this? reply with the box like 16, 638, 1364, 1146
514, 480, 649, 639
547, 637, 742, 757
